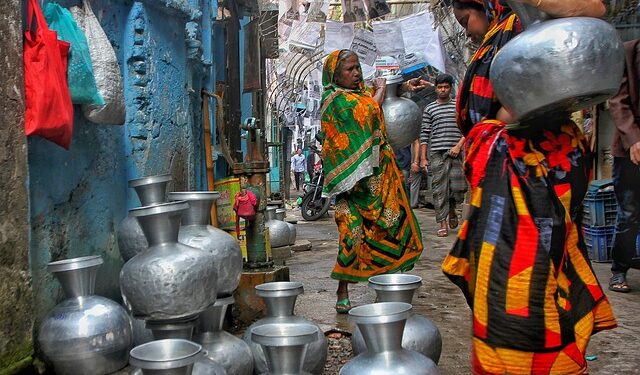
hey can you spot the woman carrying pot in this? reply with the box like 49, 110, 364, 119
442, 0, 617, 373
321, 49, 426, 313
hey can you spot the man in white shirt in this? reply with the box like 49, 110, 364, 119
291, 148, 306, 191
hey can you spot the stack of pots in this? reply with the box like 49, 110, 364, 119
118, 174, 245, 374
120, 199, 218, 321
38, 255, 133, 374
340, 302, 440, 375
243, 281, 327, 374
351, 274, 442, 363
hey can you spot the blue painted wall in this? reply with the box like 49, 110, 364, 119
28, 0, 226, 324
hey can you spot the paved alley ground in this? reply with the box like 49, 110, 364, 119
284, 204, 640, 374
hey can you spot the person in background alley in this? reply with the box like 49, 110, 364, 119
320, 49, 426, 313
608, 39, 640, 293
420, 73, 466, 237
291, 148, 306, 192
441, 0, 616, 373
395, 139, 422, 209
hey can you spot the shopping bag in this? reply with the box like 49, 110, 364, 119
70, 0, 125, 125
45, 2, 104, 105
24, 0, 74, 149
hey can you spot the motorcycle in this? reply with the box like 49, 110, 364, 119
300, 150, 331, 221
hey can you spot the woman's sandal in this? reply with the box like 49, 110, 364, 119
335, 297, 352, 314
437, 228, 448, 237
609, 273, 631, 293
449, 214, 459, 229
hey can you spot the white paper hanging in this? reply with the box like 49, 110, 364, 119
323, 21, 355, 54
399, 11, 445, 72
372, 18, 405, 57
350, 28, 377, 66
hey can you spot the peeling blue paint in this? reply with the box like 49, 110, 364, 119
27, 0, 230, 326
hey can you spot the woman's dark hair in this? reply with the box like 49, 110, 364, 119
452, 0, 484, 12
435, 74, 454, 86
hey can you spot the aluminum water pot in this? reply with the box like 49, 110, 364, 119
381, 74, 422, 150
351, 274, 443, 363
194, 297, 254, 375
130, 319, 226, 375
340, 302, 440, 375
120, 201, 218, 321
243, 282, 327, 374
118, 174, 173, 262
251, 323, 319, 375
38, 256, 132, 375
168, 192, 242, 297
275, 208, 297, 245
490, 1, 624, 121
265, 207, 291, 248
129, 339, 205, 375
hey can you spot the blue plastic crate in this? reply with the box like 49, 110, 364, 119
582, 191, 617, 227
583, 225, 615, 262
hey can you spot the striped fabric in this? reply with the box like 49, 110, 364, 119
456, 1, 520, 136
420, 100, 462, 151
442, 120, 617, 374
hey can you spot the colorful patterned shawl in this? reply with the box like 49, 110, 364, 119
456, 0, 521, 135
320, 50, 385, 197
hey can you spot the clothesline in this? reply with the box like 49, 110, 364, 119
328, 0, 430, 5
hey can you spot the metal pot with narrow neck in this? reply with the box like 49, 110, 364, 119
117, 174, 173, 262
265, 207, 291, 248
351, 274, 443, 364
38, 256, 132, 374
251, 323, 319, 375
168, 191, 242, 297
193, 296, 254, 375
242, 282, 327, 374
381, 74, 422, 151
340, 302, 439, 375
275, 208, 297, 245
490, 1, 624, 122
120, 201, 218, 321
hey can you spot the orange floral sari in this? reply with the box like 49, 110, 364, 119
321, 50, 423, 282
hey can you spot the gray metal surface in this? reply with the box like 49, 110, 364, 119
490, 3, 624, 121
38, 256, 132, 375
120, 201, 218, 321
169, 192, 242, 296
251, 323, 318, 375
381, 76, 422, 150
243, 282, 327, 374
129, 339, 201, 373
128, 174, 173, 206
194, 297, 254, 375
341, 302, 439, 375
118, 175, 173, 261
352, 275, 442, 363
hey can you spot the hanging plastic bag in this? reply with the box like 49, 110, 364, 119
70, 0, 125, 125
24, 0, 74, 149
44, 2, 104, 105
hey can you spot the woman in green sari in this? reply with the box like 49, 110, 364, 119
321, 49, 425, 313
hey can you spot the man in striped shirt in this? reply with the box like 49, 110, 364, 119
420, 73, 467, 237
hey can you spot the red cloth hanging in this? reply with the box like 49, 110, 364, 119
23, 0, 74, 149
